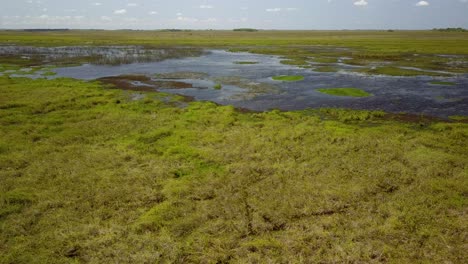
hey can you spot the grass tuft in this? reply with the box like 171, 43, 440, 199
317, 87, 372, 97
430, 81, 456, 86
272, 75, 304, 82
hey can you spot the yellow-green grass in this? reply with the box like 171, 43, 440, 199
355, 66, 453, 77
1, 30, 468, 55
317, 87, 372, 97
272, 75, 305, 81
0, 76, 467, 263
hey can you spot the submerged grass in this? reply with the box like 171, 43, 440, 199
313, 66, 339, 72
430, 81, 456, 86
0, 76, 467, 263
233, 61, 259, 65
355, 66, 453, 77
272, 75, 305, 81
317, 88, 372, 97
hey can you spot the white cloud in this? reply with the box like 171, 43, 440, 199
286, 8, 298, 11
92, 2, 102, 6
127, 3, 138, 7
266, 8, 281, 12
114, 9, 127, 15
199, 5, 213, 9
177, 16, 198, 22
176, 12, 183, 16
100, 16, 112, 21
415, 1, 429, 6
149, 11, 158, 15
354, 0, 368, 6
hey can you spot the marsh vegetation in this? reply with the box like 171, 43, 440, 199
317, 88, 372, 97
0, 30, 467, 263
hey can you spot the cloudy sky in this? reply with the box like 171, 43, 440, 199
1, 0, 468, 30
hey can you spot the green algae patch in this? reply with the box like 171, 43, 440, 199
234, 61, 259, 65
272, 75, 304, 82
317, 88, 372, 97
430, 81, 456, 86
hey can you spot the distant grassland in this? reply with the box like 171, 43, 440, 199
2, 30, 468, 75
1, 30, 468, 54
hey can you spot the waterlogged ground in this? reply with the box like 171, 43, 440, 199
2, 46, 467, 117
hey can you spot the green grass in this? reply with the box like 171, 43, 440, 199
0, 76, 466, 263
2, 30, 468, 55
317, 88, 372, 97
430, 81, 456, 86
213, 83, 222, 90
272, 75, 305, 81
355, 66, 453, 77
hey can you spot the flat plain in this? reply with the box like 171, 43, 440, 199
0, 30, 467, 263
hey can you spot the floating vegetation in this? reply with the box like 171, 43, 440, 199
98, 75, 193, 92
212, 76, 280, 97
0, 46, 204, 66
430, 81, 456, 86
155, 71, 209, 80
355, 66, 452, 77
233, 61, 259, 65
317, 88, 372, 97
213, 84, 222, 90
313, 66, 339, 72
272, 75, 304, 81
311, 57, 339, 63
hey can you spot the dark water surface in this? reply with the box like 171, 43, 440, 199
49, 49, 468, 117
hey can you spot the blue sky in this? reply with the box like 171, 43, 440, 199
1, 0, 468, 30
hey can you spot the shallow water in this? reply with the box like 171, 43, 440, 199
25, 49, 468, 117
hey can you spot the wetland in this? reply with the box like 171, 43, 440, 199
1, 45, 467, 118
1, 30, 467, 263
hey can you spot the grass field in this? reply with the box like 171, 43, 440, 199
0, 30, 468, 263
1, 30, 468, 54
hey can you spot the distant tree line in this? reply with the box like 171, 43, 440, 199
432, 28, 467, 32
22, 29, 70, 32
233, 28, 258, 32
